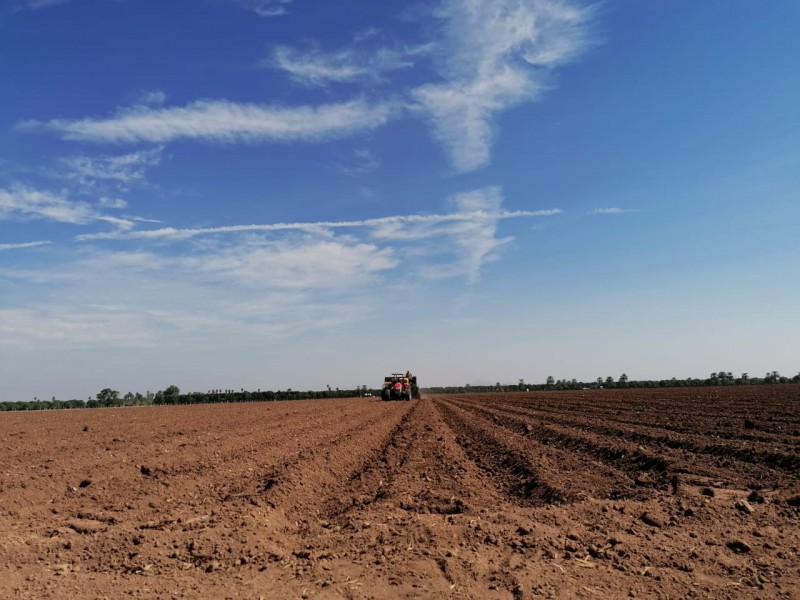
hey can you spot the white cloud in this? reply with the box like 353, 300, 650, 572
187, 238, 397, 290
75, 185, 559, 284
354, 27, 382, 44
590, 207, 639, 215
444, 187, 515, 282
413, 0, 593, 171
0, 237, 390, 351
0, 187, 559, 361
0, 185, 96, 224
413, 65, 534, 172
70, 237, 398, 293
340, 148, 380, 176
368, 186, 519, 282
231, 0, 292, 17
135, 90, 168, 106
0, 306, 155, 347
10, 0, 70, 11
98, 197, 128, 209
0, 184, 135, 229
270, 44, 427, 87
22, 99, 395, 144
75, 204, 561, 242
0, 240, 53, 251
61, 147, 163, 184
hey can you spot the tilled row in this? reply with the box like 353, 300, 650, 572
494, 388, 800, 434
444, 400, 671, 496
435, 397, 583, 505
443, 394, 792, 491
266, 399, 419, 522
335, 397, 503, 517
15, 399, 415, 578
458, 394, 800, 472
497, 394, 800, 446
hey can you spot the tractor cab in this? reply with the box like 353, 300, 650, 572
382, 372, 418, 401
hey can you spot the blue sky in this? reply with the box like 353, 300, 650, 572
1, 0, 798, 400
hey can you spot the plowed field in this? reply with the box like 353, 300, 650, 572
1, 386, 798, 599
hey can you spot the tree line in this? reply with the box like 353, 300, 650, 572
424, 370, 800, 394
2, 371, 798, 412
0, 385, 375, 412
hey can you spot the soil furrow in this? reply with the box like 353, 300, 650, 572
457, 395, 799, 475
434, 397, 574, 506
2, 387, 799, 600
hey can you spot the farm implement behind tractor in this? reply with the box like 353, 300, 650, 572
382, 372, 419, 401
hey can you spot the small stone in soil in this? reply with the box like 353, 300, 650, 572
726, 540, 751, 554
640, 512, 664, 528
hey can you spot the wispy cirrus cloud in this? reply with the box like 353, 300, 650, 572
367, 186, 523, 282
413, 0, 593, 172
0, 240, 53, 251
134, 89, 168, 106
590, 207, 639, 215
0, 187, 558, 355
1, 185, 97, 224
75, 185, 560, 284
270, 43, 429, 87
186, 238, 398, 290
20, 99, 395, 144
9, 0, 70, 12
0, 306, 156, 347
437, 186, 516, 282
339, 148, 380, 176
0, 184, 135, 230
97, 197, 128, 209
230, 0, 292, 17
61, 146, 164, 184
76, 203, 561, 242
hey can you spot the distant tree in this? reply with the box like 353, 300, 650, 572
546, 376, 555, 387
604, 376, 615, 389
619, 373, 629, 387
97, 388, 120, 407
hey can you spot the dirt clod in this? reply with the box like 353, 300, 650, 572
727, 540, 752, 554
640, 512, 664, 528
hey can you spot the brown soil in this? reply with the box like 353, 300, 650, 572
1, 386, 798, 599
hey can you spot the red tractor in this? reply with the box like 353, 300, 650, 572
381, 372, 418, 401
